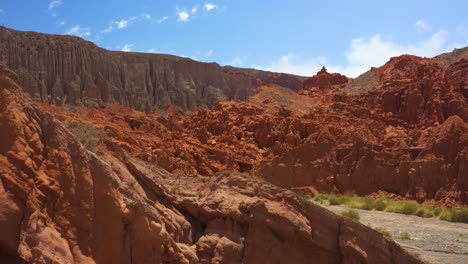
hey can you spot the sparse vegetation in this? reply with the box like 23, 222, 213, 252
399, 231, 411, 240
67, 122, 111, 151
374, 227, 391, 237
64, 104, 83, 114
385, 200, 418, 215
169, 186, 179, 195
312, 192, 468, 223
341, 210, 360, 221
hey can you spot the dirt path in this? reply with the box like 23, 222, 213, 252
317, 203, 468, 264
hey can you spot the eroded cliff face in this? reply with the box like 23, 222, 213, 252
36, 49, 468, 205
0, 26, 303, 112
0, 64, 421, 264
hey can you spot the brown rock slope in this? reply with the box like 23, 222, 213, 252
38, 50, 468, 205
256, 51, 468, 205
0, 64, 422, 263
0, 26, 303, 112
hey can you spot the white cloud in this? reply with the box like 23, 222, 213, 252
157, 16, 169, 23
253, 54, 326, 76
177, 10, 189, 22
229, 57, 245, 66
65, 25, 91, 38
102, 13, 152, 33
254, 26, 465, 78
147, 48, 158, 53
56, 20, 66, 27
192, 7, 198, 14
116, 19, 128, 29
204, 3, 216, 11
206, 49, 214, 57
416, 19, 431, 32
121, 44, 133, 52
48, 0, 62, 10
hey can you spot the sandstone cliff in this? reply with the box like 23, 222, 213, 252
0, 64, 421, 264
0, 26, 303, 112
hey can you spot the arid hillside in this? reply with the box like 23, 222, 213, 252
0, 26, 303, 112
34, 47, 468, 206
0, 63, 423, 263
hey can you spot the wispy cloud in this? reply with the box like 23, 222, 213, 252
147, 48, 158, 53
254, 22, 467, 77
416, 19, 431, 32
204, 3, 216, 11
102, 13, 151, 33
65, 25, 91, 38
121, 44, 133, 52
177, 10, 190, 22
206, 49, 214, 57
157, 16, 169, 23
228, 57, 244, 66
191, 6, 198, 14
56, 20, 66, 27
48, 0, 62, 10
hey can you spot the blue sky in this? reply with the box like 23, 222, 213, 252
0, 0, 467, 77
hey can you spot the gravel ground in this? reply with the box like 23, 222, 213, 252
318, 203, 468, 264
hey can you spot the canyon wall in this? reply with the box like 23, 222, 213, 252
0, 26, 303, 112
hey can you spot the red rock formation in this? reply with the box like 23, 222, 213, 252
0, 64, 421, 263
298, 66, 349, 95
0, 26, 303, 112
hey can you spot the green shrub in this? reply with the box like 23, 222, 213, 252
416, 207, 434, 218
314, 193, 330, 202
385, 200, 419, 215
341, 210, 360, 221
329, 194, 351, 205
433, 207, 442, 216
374, 227, 391, 237
373, 198, 388, 211
441, 208, 468, 223
350, 196, 375, 210
399, 232, 411, 240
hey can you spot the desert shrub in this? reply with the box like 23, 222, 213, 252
374, 227, 391, 237
347, 196, 376, 210
341, 210, 360, 221
399, 232, 411, 240
385, 200, 418, 215
373, 198, 388, 211
416, 207, 434, 218
433, 207, 443, 216
314, 193, 330, 202
441, 208, 468, 223
329, 194, 351, 205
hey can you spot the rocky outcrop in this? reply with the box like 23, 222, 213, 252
0, 26, 303, 112
0, 64, 421, 263
345, 52, 468, 126
298, 66, 349, 95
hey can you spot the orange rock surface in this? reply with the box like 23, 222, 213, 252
0, 64, 422, 263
